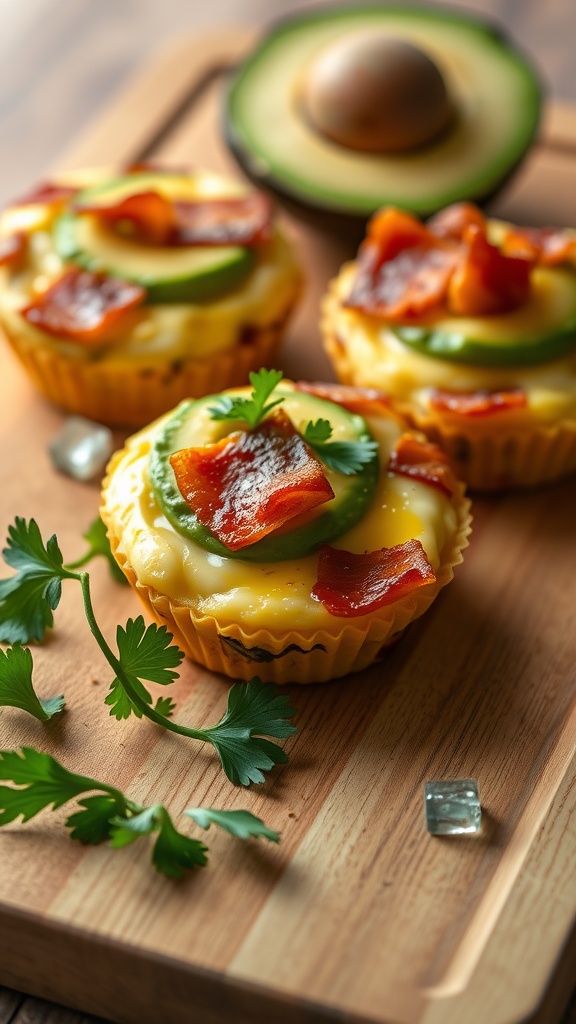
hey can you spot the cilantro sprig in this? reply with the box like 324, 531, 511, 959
207, 368, 378, 476
0, 748, 279, 878
302, 419, 379, 476
0, 518, 297, 786
209, 368, 284, 429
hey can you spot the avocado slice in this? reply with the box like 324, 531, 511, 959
391, 266, 576, 367
150, 386, 379, 562
53, 172, 254, 303
224, 6, 541, 228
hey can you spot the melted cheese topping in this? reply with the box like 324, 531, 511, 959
102, 411, 459, 631
0, 169, 301, 363
328, 261, 576, 427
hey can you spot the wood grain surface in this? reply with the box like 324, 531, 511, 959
1, 19, 576, 1024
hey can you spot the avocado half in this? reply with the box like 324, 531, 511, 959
224, 4, 542, 231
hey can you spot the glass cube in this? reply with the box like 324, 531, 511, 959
425, 778, 481, 835
49, 416, 113, 482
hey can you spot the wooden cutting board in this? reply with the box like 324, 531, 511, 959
2, 30, 576, 1024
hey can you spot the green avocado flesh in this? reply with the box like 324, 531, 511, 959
150, 387, 379, 562
390, 266, 576, 367
53, 173, 254, 303
225, 5, 541, 219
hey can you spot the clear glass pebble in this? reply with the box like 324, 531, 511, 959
49, 416, 114, 482
425, 778, 481, 835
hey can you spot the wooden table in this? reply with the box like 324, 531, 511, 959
1, 2, 576, 1023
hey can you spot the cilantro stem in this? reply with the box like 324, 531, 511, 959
77, 571, 207, 743
0, 517, 295, 785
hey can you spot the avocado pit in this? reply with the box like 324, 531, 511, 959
224, 5, 542, 225
300, 32, 454, 153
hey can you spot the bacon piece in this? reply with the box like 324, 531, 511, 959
344, 206, 460, 319
501, 225, 576, 266
428, 201, 486, 241
364, 207, 433, 262
388, 434, 456, 497
73, 189, 273, 247
294, 381, 391, 416
8, 181, 77, 209
22, 267, 145, 344
429, 387, 528, 417
73, 190, 177, 246
169, 409, 334, 551
0, 231, 26, 269
346, 205, 536, 320
311, 539, 436, 617
345, 238, 459, 319
448, 224, 532, 316
174, 193, 273, 246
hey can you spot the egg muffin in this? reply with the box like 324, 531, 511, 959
322, 202, 576, 491
0, 167, 301, 427
101, 371, 471, 685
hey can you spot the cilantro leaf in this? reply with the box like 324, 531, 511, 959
154, 695, 176, 718
116, 617, 184, 686
66, 794, 125, 844
151, 810, 208, 878
110, 805, 208, 878
303, 419, 379, 476
208, 735, 289, 787
185, 807, 280, 843
67, 517, 129, 586
108, 805, 161, 848
208, 368, 284, 429
198, 678, 298, 786
302, 418, 332, 445
0, 748, 276, 877
219, 677, 298, 739
0, 644, 65, 720
105, 674, 153, 720
0, 518, 75, 643
106, 617, 184, 720
0, 748, 104, 824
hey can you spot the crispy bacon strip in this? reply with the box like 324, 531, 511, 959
22, 267, 145, 344
428, 201, 486, 241
345, 203, 537, 320
345, 238, 459, 319
311, 539, 436, 617
294, 381, 391, 416
344, 206, 460, 319
388, 434, 456, 497
364, 207, 433, 263
8, 181, 77, 209
429, 387, 527, 417
448, 224, 532, 316
73, 189, 273, 247
169, 409, 334, 551
501, 225, 576, 266
0, 231, 26, 269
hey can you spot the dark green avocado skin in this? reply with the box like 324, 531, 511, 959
150, 395, 380, 562
223, 3, 543, 237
